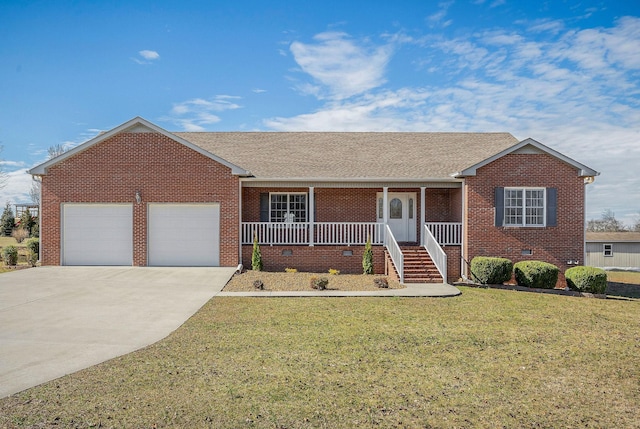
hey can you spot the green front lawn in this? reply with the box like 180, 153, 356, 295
1, 288, 638, 428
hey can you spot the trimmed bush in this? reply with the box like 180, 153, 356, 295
565, 266, 607, 294
514, 261, 559, 289
26, 238, 39, 267
2, 245, 18, 266
362, 237, 373, 275
470, 256, 513, 284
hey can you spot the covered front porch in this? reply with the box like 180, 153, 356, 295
240, 183, 463, 283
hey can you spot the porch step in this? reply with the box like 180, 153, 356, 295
400, 246, 443, 284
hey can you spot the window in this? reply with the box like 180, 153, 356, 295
603, 244, 613, 257
390, 198, 402, 219
270, 193, 307, 222
503, 188, 545, 227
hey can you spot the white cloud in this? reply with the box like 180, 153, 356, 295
0, 168, 34, 206
132, 50, 160, 64
164, 96, 242, 131
252, 88, 267, 94
427, 1, 454, 28
139, 50, 160, 60
289, 32, 393, 100
270, 18, 640, 224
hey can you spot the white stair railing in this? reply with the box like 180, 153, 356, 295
385, 225, 404, 283
423, 225, 447, 282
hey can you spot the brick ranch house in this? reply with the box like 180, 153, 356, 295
29, 117, 599, 284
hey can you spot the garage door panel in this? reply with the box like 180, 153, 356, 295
63, 204, 133, 266
148, 204, 220, 266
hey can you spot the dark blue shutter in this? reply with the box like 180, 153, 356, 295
260, 193, 269, 222
495, 187, 504, 227
546, 188, 557, 227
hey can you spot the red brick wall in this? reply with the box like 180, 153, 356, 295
242, 244, 386, 274
464, 153, 585, 286
40, 132, 240, 266
425, 188, 462, 222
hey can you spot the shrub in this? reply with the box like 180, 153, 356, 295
565, 266, 607, 294
328, 268, 340, 275
374, 277, 389, 288
11, 228, 29, 243
362, 236, 373, 274
26, 238, 39, 267
514, 261, 559, 289
285, 268, 298, 273
310, 276, 329, 290
0, 203, 14, 237
251, 234, 263, 271
253, 279, 265, 290
470, 256, 513, 284
2, 245, 18, 266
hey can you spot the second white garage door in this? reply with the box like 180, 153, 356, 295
148, 204, 220, 266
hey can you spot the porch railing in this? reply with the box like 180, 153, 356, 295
425, 222, 462, 245
242, 222, 385, 246
243, 222, 310, 245
315, 222, 384, 245
423, 225, 447, 282
385, 225, 404, 283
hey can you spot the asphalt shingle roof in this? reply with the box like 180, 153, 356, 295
175, 132, 519, 180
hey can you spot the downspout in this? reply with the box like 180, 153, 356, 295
383, 187, 389, 243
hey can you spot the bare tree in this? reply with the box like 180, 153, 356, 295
632, 212, 640, 232
587, 209, 628, 232
30, 144, 68, 204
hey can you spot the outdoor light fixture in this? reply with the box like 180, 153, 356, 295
135, 191, 142, 204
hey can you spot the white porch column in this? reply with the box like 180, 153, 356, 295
383, 187, 388, 243
420, 186, 426, 246
309, 186, 315, 247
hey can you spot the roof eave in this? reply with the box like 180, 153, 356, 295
240, 176, 463, 183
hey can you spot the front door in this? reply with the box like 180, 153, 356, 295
377, 192, 417, 242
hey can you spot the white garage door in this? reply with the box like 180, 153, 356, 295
148, 204, 220, 266
62, 204, 133, 265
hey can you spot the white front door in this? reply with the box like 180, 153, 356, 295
377, 192, 417, 242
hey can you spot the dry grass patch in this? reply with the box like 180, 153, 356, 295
1, 288, 639, 428
224, 270, 403, 292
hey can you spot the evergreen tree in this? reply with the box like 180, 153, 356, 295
20, 209, 35, 237
0, 202, 14, 237
252, 234, 263, 271
362, 236, 374, 274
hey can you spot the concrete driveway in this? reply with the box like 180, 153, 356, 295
0, 266, 235, 398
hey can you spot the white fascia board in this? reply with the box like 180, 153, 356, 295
240, 177, 463, 183
28, 116, 250, 176
452, 138, 600, 178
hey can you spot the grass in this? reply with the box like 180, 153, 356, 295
606, 270, 640, 284
1, 288, 639, 428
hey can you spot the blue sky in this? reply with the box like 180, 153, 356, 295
1, 0, 639, 225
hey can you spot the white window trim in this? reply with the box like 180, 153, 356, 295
603, 244, 613, 257
503, 187, 546, 227
269, 192, 308, 223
